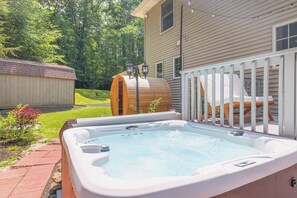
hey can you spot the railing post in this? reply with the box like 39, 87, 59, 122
191, 72, 195, 121
251, 61, 257, 131
278, 56, 284, 135
229, 65, 234, 127
185, 73, 190, 121
283, 53, 296, 139
181, 72, 186, 120
295, 52, 297, 140
220, 67, 225, 126
211, 68, 216, 125
240, 63, 245, 129
263, 59, 269, 134
197, 71, 202, 122
204, 70, 209, 123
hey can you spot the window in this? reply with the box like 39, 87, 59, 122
275, 21, 297, 51
161, 0, 173, 33
156, 62, 163, 78
173, 56, 182, 78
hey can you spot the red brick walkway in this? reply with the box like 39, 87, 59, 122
0, 139, 61, 198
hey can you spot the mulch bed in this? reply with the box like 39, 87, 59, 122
42, 162, 62, 198
0, 139, 28, 162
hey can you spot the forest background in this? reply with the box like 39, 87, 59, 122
0, 0, 144, 89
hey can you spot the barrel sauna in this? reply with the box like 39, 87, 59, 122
110, 75, 172, 115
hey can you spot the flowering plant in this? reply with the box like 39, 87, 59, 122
0, 104, 41, 141
10, 105, 41, 131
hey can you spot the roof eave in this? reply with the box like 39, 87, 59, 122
131, 0, 161, 18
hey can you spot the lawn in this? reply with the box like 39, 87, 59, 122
37, 106, 112, 140
75, 89, 110, 105
0, 89, 112, 168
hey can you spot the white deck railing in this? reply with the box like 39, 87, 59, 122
181, 50, 297, 139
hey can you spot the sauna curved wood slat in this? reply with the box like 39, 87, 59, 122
110, 75, 172, 115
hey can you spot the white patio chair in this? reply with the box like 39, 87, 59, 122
199, 73, 274, 123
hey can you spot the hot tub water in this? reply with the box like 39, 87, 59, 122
83, 129, 262, 181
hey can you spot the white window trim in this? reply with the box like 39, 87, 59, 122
160, 0, 174, 34
155, 61, 164, 78
272, 18, 297, 52
173, 55, 183, 79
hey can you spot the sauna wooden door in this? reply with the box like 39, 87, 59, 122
118, 81, 123, 115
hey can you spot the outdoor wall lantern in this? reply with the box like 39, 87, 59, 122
125, 62, 149, 114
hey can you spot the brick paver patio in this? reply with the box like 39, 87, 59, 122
0, 139, 61, 198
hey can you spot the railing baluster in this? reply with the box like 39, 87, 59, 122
187, 75, 191, 121
220, 67, 225, 126
278, 56, 284, 135
191, 72, 195, 121
204, 70, 208, 123
197, 71, 202, 122
295, 53, 297, 140
251, 61, 256, 131
184, 73, 189, 121
240, 63, 245, 129
212, 68, 216, 125
229, 65, 234, 127
181, 72, 186, 120
263, 59, 269, 134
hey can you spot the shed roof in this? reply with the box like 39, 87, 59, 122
131, 0, 160, 18
0, 58, 76, 80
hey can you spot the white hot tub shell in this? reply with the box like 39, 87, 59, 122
61, 112, 297, 198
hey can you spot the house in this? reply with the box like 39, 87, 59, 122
132, 0, 297, 113
0, 58, 76, 109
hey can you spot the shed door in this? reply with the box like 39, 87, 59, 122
118, 81, 123, 115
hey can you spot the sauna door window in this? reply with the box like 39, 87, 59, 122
118, 81, 123, 115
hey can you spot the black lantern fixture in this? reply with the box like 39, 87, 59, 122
125, 62, 149, 113
126, 63, 134, 78
142, 62, 149, 78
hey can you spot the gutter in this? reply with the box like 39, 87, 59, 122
132, 0, 161, 18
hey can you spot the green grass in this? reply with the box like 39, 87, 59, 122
7, 145, 22, 152
0, 156, 18, 168
37, 106, 112, 139
75, 89, 110, 105
0, 89, 112, 169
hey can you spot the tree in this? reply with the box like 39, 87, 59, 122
48, 0, 144, 89
3, 0, 63, 63
0, 0, 15, 57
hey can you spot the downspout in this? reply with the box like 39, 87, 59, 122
180, 0, 184, 112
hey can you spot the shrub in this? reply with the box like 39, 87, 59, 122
129, 98, 162, 113
0, 104, 41, 142
147, 97, 162, 113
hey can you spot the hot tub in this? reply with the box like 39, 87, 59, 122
61, 113, 297, 198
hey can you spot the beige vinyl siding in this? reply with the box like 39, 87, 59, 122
144, 0, 297, 113
182, 0, 297, 66
0, 74, 74, 108
145, 0, 182, 110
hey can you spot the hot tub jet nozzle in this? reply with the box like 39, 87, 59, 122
100, 144, 110, 152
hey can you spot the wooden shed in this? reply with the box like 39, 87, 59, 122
110, 74, 172, 115
0, 58, 76, 109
